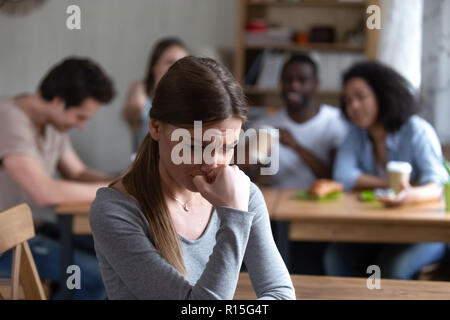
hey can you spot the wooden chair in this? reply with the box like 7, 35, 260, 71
0, 204, 46, 300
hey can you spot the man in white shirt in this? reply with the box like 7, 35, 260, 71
253, 53, 348, 189
251, 53, 348, 275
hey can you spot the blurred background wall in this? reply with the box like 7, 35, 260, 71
1, 0, 450, 171
0, 0, 236, 173
421, 0, 450, 145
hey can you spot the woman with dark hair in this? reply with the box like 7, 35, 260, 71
122, 37, 189, 150
90, 56, 295, 300
325, 61, 448, 279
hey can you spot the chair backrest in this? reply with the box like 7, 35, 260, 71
0, 204, 46, 300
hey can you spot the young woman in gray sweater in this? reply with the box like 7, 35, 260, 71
90, 56, 295, 300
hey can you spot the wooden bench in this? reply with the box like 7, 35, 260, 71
234, 273, 450, 300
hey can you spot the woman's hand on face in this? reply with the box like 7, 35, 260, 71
192, 165, 250, 212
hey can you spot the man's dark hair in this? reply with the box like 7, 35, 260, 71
38, 57, 115, 108
281, 52, 318, 79
340, 61, 419, 132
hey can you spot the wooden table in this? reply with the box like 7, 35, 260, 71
275, 190, 450, 242
55, 202, 91, 299
268, 190, 450, 268
234, 273, 450, 300
54, 189, 450, 299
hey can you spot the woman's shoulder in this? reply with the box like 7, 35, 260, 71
340, 123, 366, 144
90, 187, 148, 232
402, 115, 438, 141
405, 115, 433, 131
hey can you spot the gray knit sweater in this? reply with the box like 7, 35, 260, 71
89, 182, 295, 300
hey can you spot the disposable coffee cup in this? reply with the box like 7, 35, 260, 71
387, 161, 412, 194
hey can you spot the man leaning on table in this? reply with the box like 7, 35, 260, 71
0, 57, 115, 299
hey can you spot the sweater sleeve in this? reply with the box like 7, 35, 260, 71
89, 189, 257, 300
243, 183, 296, 300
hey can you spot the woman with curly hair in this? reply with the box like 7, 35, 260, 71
326, 61, 448, 280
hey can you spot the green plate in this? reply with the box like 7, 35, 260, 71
359, 190, 376, 202
294, 190, 343, 202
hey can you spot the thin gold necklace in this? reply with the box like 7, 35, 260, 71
168, 194, 192, 212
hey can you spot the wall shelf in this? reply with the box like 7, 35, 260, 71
245, 86, 341, 97
247, 0, 367, 9
234, 0, 380, 108
245, 43, 365, 53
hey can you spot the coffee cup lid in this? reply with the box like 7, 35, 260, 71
387, 161, 412, 173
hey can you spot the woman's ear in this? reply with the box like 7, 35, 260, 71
149, 118, 162, 141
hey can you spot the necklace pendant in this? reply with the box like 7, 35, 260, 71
183, 203, 190, 212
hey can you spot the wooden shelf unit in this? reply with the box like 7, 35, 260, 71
244, 86, 342, 109
247, 0, 367, 9
245, 42, 365, 52
244, 85, 340, 96
234, 0, 381, 108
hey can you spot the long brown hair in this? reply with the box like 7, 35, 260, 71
122, 56, 248, 275
144, 37, 188, 97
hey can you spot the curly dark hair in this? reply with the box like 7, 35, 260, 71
38, 57, 115, 109
340, 61, 419, 132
